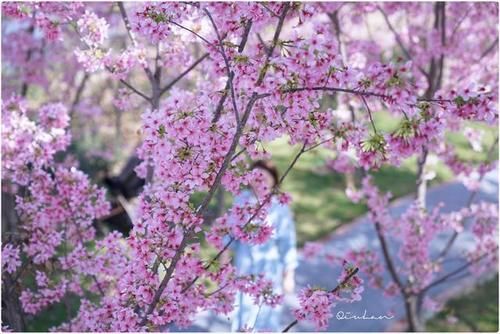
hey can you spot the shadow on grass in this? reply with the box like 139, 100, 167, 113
425, 275, 499, 332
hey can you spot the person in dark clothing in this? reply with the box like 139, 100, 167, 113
100, 155, 144, 236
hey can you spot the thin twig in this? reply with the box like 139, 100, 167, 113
60, 195, 106, 297
168, 19, 211, 45
422, 248, 497, 293
361, 96, 378, 134
255, 86, 453, 104
231, 145, 250, 162
455, 38, 498, 83
72, 20, 151, 102
159, 52, 210, 96
479, 38, 499, 61
259, 3, 279, 17
212, 81, 230, 123
210, 19, 252, 124
257, 33, 270, 54
449, 4, 473, 41
304, 136, 335, 152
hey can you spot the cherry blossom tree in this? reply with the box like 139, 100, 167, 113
1, 2, 498, 332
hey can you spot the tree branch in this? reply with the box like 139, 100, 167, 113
238, 20, 253, 53
115, 74, 151, 101
117, 2, 137, 46
435, 2, 446, 92
20, 24, 35, 97
204, 8, 242, 126
325, 7, 347, 66
422, 247, 497, 293
479, 38, 499, 61
256, 3, 291, 85
139, 236, 189, 326
374, 221, 406, 292
201, 3, 290, 210
70, 73, 89, 117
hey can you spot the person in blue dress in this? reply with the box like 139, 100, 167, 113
229, 160, 298, 332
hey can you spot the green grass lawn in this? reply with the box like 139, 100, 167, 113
425, 275, 499, 332
266, 137, 441, 246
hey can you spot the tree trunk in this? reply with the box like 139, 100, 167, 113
404, 294, 425, 332
1, 192, 19, 243
415, 148, 428, 209
2, 275, 26, 331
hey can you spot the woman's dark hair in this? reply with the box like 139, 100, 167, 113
250, 160, 279, 187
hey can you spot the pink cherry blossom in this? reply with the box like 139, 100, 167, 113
2, 244, 21, 274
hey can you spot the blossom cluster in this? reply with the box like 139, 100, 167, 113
132, 3, 193, 42
293, 288, 335, 330
77, 10, 109, 47
1, 244, 21, 274
293, 261, 363, 330
2, 96, 70, 185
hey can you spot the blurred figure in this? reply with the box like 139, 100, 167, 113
230, 160, 298, 332
101, 154, 144, 236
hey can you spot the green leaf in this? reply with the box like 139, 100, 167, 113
157, 124, 166, 138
